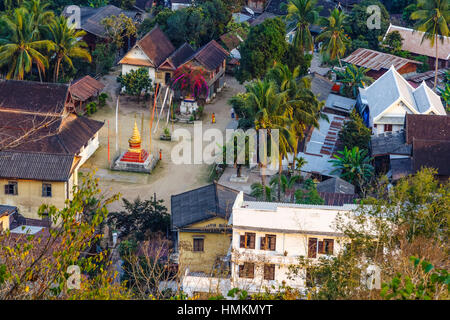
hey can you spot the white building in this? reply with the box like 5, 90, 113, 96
229, 192, 356, 294
357, 66, 446, 135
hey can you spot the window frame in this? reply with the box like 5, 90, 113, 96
42, 183, 52, 198
193, 238, 204, 252
238, 262, 255, 279
264, 264, 275, 281
4, 181, 18, 195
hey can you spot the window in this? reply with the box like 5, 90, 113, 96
239, 262, 254, 279
42, 183, 52, 197
240, 232, 255, 249
193, 238, 204, 252
260, 234, 276, 251
318, 239, 334, 255
308, 238, 318, 258
264, 264, 275, 280
4, 181, 18, 195
384, 124, 392, 132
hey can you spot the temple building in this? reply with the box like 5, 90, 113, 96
112, 121, 154, 173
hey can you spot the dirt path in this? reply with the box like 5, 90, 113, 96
81, 72, 244, 212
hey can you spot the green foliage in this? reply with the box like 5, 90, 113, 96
284, 0, 321, 53
91, 43, 116, 75
382, 0, 416, 14
294, 179, 325, 205
382, 31, 404, 55
338, 110, 372, 152
438, 83, 450, 111
349, 35, 370, 52
283, 46, 312, 75
333, 64, 373, 98
85, 101, 97, 115
101, 13, 137, 50
236, 17, 288, 82
329, 146, 374, 189
381, 257, 450, 300
316, 8, 350, 66
98, 92, 108, 107
117, 68, 153, 101
0, 172, 130, 299
107, 196, 170, 241
138, 1, 231, 48
414, 55, 430, 73
346, 0, 390, 50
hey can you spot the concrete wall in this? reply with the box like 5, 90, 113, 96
178, 217, 231, 274
0, 178, 70, 220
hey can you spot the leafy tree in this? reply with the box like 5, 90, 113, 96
48, 16, 91, 82
349, 35, 370, 53
329, 146, 374, 191
289, 168, 449, 300
101, 13, 137, 50
236, 17, 288, 82
269, 174, 300, 202
92, 42, 116, 74
283, 45, 312, 75
250, 182, 276, 202
338, 110, 372, 152
414, 55, 430, 73
169, 65, 209, 99
0, 172, 130, 299
293, 178, 324, 205
108, 196, 170, 241
410, 0, 449, 89
197, 0, 232, 44
346, 0, 390, 50
333, 64, 373, 98
438, 83, 450, 111
316, 8, 350, 67
381, 257, 449, 300
0, 7, 54, 80
382, 0, 416, 14
117, 68, 153, 102
284, 0, 321, 53
382, 30, 404, 55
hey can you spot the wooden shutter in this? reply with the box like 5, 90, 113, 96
240, 235, 245, 248
247, 263, 254, 279
264, 264, 275, 280
268, 235, 276, 251
4, 185, 8, 194
308, 238, 317, 258
260, 237, 267, 250
246, 233, 255, 249
239, 265, 244, 277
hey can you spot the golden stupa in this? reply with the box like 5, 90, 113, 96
128, 120, 142, 153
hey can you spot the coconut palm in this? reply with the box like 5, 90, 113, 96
267, 63, 325, 172
48, 16, 91, 82
0, 8, 54, 80
411, 0, 449, 89
333, 64, 373, 98
285, 0, 322, 53
329, 146, 374, 189
250, 182, 275, 202
23, 0, 54, 29
315, 8, 350, 67
270, 174, 300, 202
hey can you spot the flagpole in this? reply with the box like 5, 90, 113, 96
115, 96, 119, 152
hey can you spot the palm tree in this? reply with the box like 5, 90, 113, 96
315, 8, 349, 67
267, 63, 325, 172
0, 8, 54, 80
329, 146, 374, 190
270, 174, 300, 202
250, 182, 275, 202
48, 16, 91, 82
285, 0, 322, 53
411, 0, 449, 89
333, 64, 373, 98
23, 0, 54, 29
438, 83, 450, 111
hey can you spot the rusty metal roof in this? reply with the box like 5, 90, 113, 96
70, 75, 105, 102
343, 48, 421, 71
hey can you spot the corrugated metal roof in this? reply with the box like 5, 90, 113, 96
70, 76, 105, 102
0, 151, 75, 181
343, 48, 421, 71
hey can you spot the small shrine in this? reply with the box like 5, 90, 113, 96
179, 96, 198, 114
112, 121, 153, 172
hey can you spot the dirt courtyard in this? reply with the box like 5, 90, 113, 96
80, 68, 244, 212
